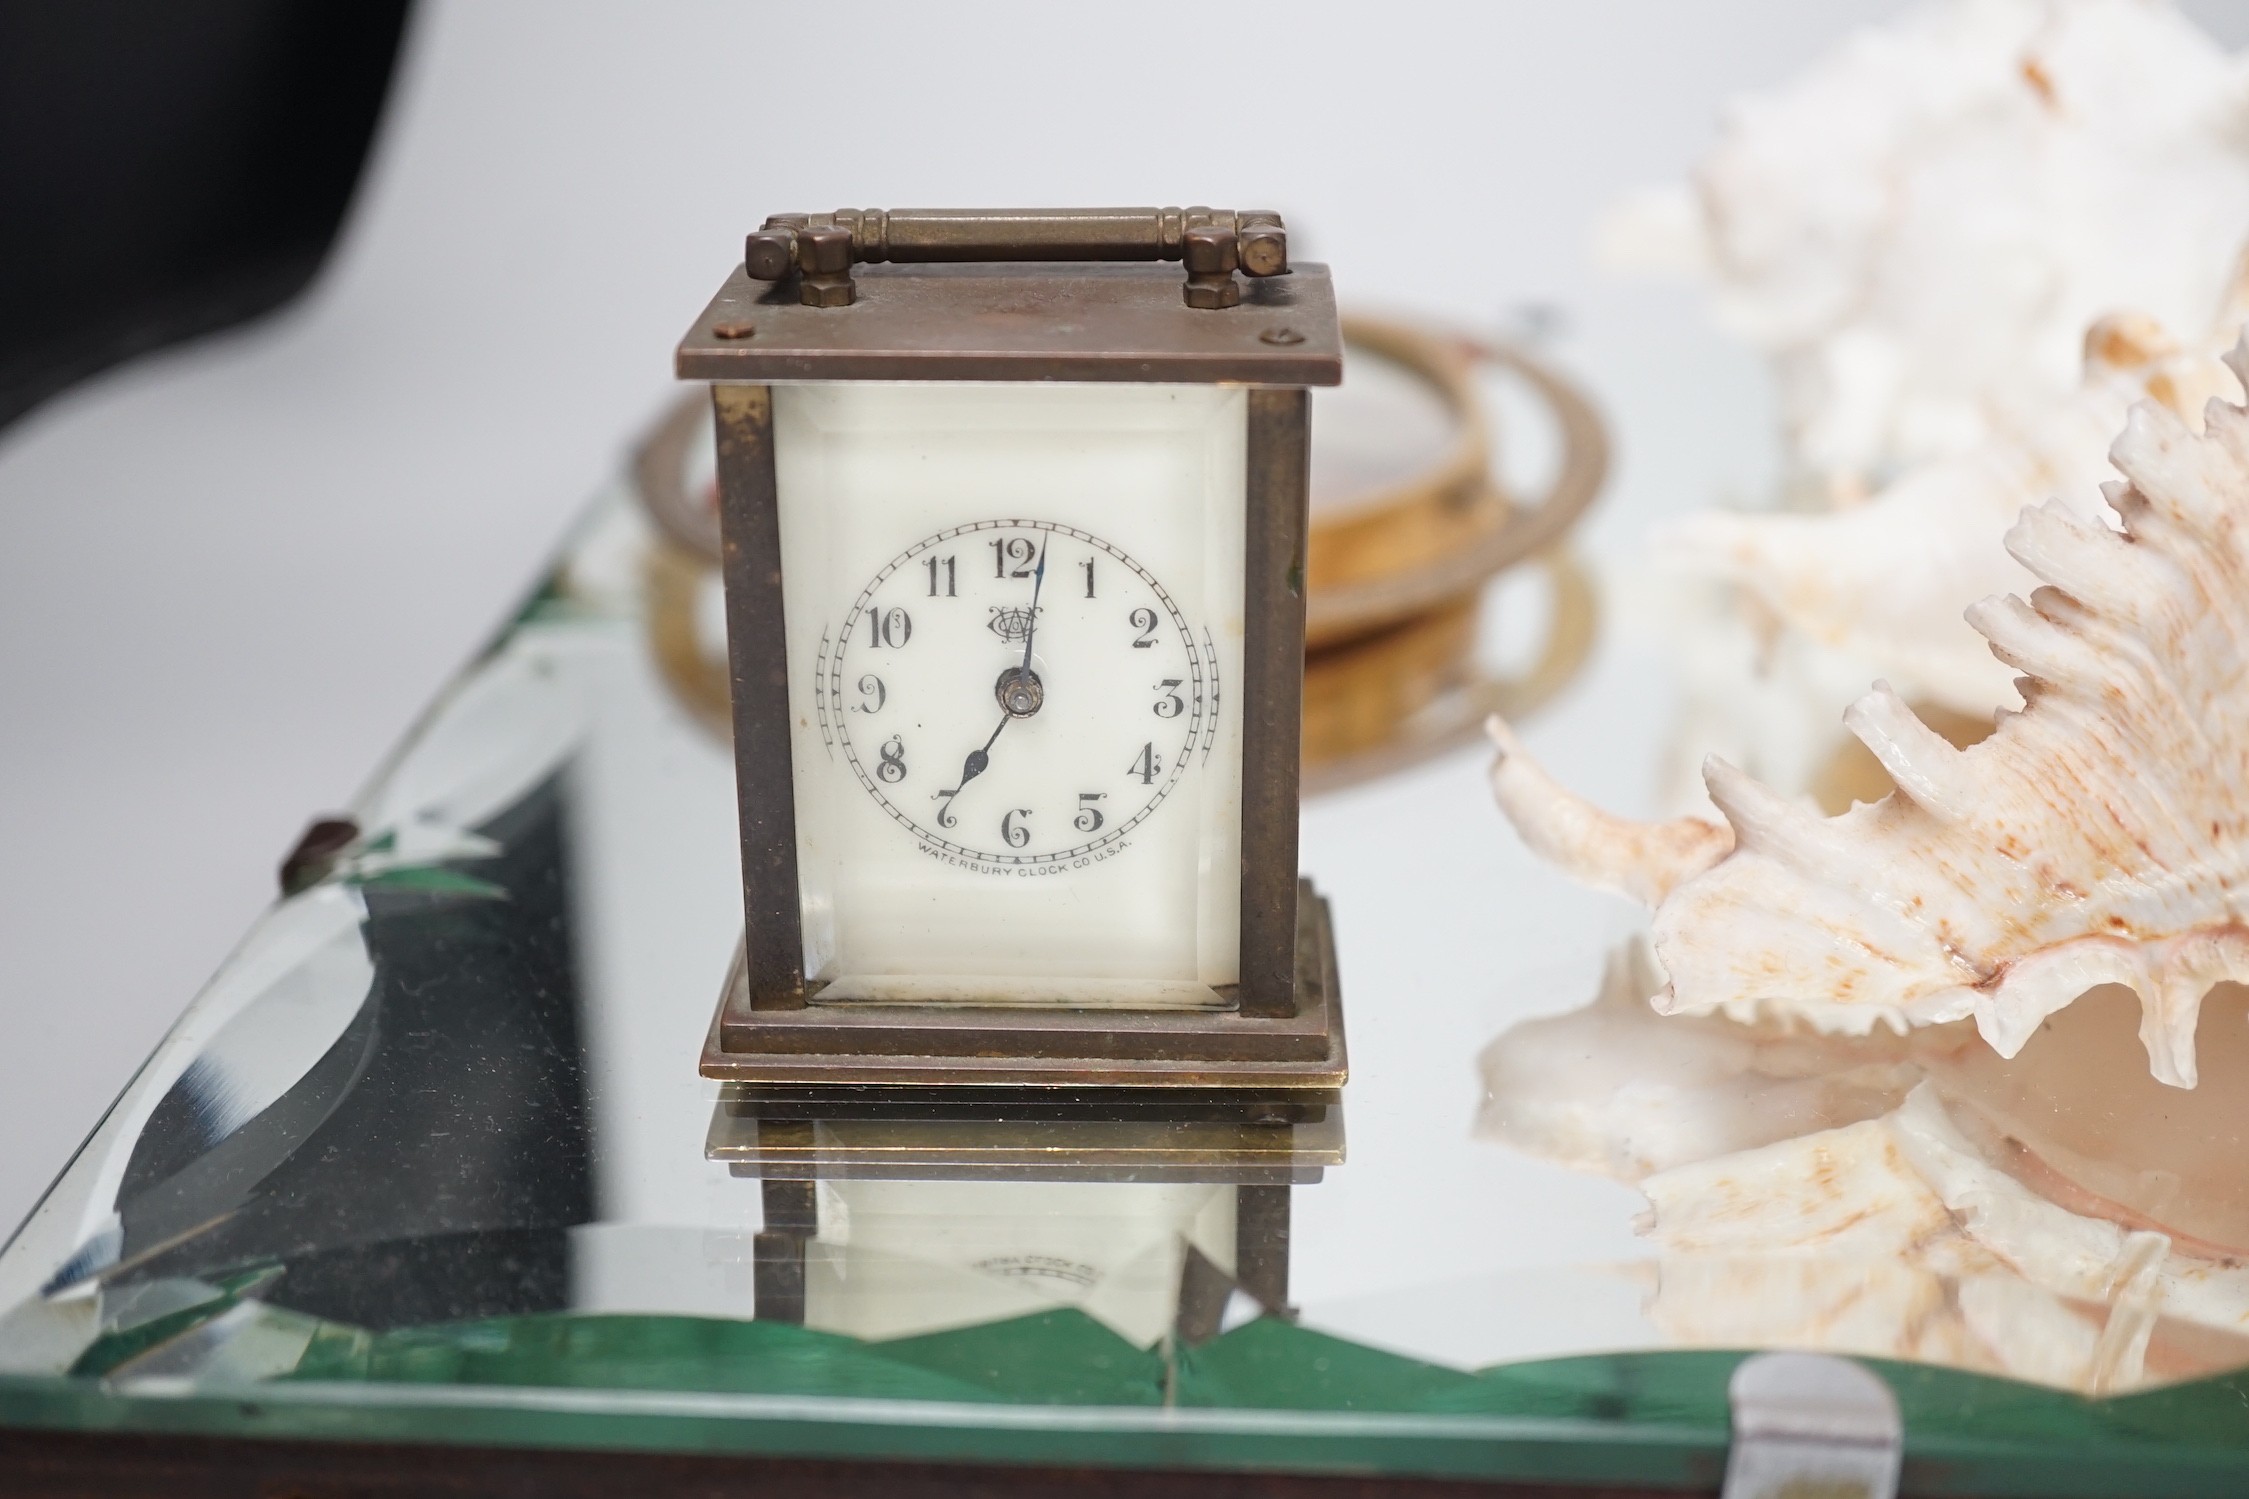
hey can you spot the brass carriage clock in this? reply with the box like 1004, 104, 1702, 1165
676, 208, 1345, 1096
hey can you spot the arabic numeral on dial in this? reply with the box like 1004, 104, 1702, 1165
933, 788, 959, 828
854, 674, 885, 713
924, 554, 956, 597
864, 607, 912, 649
991, 536, 1036, 578
1129, 607, 1159, 648
1001, 808, 1032, 848
1080, 557, 1096, 598
1130, 742, 1161, 785
1074, 793, 1106, 833
1152, 679, 1184, 718
877, 736, 907, 783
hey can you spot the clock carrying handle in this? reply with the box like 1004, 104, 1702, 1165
743, 207, 1289, 309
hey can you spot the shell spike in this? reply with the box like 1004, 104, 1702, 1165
1967, 593, 2099, 689
1843, 683, 1977, 821
2221, 331, 2249, 405
1701, 755, 1843, 875
2204, 394, 2249, 471
1487, 717, 1731, 907
2003, 499, 2129, 612
2139, 978, 2204, 1091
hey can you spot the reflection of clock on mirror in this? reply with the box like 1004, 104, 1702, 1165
678, 207, 1347, 1092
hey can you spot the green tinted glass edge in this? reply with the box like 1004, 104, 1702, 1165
8, 1314, 2249, 1495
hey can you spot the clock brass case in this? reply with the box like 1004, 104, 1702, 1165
676, 209, 1345, 1094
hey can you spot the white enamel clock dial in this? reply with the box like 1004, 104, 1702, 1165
772, 381, 1247, 1007
816, 520, 1212, 871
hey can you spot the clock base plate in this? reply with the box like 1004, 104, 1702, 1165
700, 880, 1347, 1092
705, 1102, 1343, 1185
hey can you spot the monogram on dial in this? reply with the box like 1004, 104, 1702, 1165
813, 519, 1215, 870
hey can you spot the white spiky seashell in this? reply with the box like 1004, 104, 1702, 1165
1474, 941, 1955, 1181
1639, 1086, 2233, 1312
1493, 345, 2249, 1087
1601, 0, 2249, 492
1661, 313, 2243, 716
1636, 1085, 2249, 1392
1476, 961, 2249, 1390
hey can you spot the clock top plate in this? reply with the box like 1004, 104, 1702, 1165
676, 262, 1342, 387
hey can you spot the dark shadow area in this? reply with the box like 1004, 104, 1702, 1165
0, 1, 413, 430
118, 771, 596, 1330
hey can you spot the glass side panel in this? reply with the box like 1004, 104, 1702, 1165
4, 444, 2248, 1496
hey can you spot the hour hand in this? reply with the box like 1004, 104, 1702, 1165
933, 715, 1009, 827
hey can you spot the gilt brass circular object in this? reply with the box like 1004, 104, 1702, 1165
1294, 316, 1608, 789
1299, 551, 1597, 795
1307, 317, 1608, 650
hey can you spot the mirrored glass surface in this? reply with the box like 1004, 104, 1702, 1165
5, 375, 2249, 1498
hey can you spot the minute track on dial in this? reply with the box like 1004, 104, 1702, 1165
824, 518, 1212, 870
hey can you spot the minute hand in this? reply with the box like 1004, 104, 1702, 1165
1019, 540, 1049, 673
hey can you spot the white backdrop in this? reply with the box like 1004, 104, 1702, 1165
3, 0, 2241, 1240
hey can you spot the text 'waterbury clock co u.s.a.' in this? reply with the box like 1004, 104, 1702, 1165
675, 207, 1346, 1096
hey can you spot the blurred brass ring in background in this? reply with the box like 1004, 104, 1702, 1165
1300, 549, 1596, 795
646, 537, 731, 738
634, 393, 722, 561
1308, 318, 1608, 650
